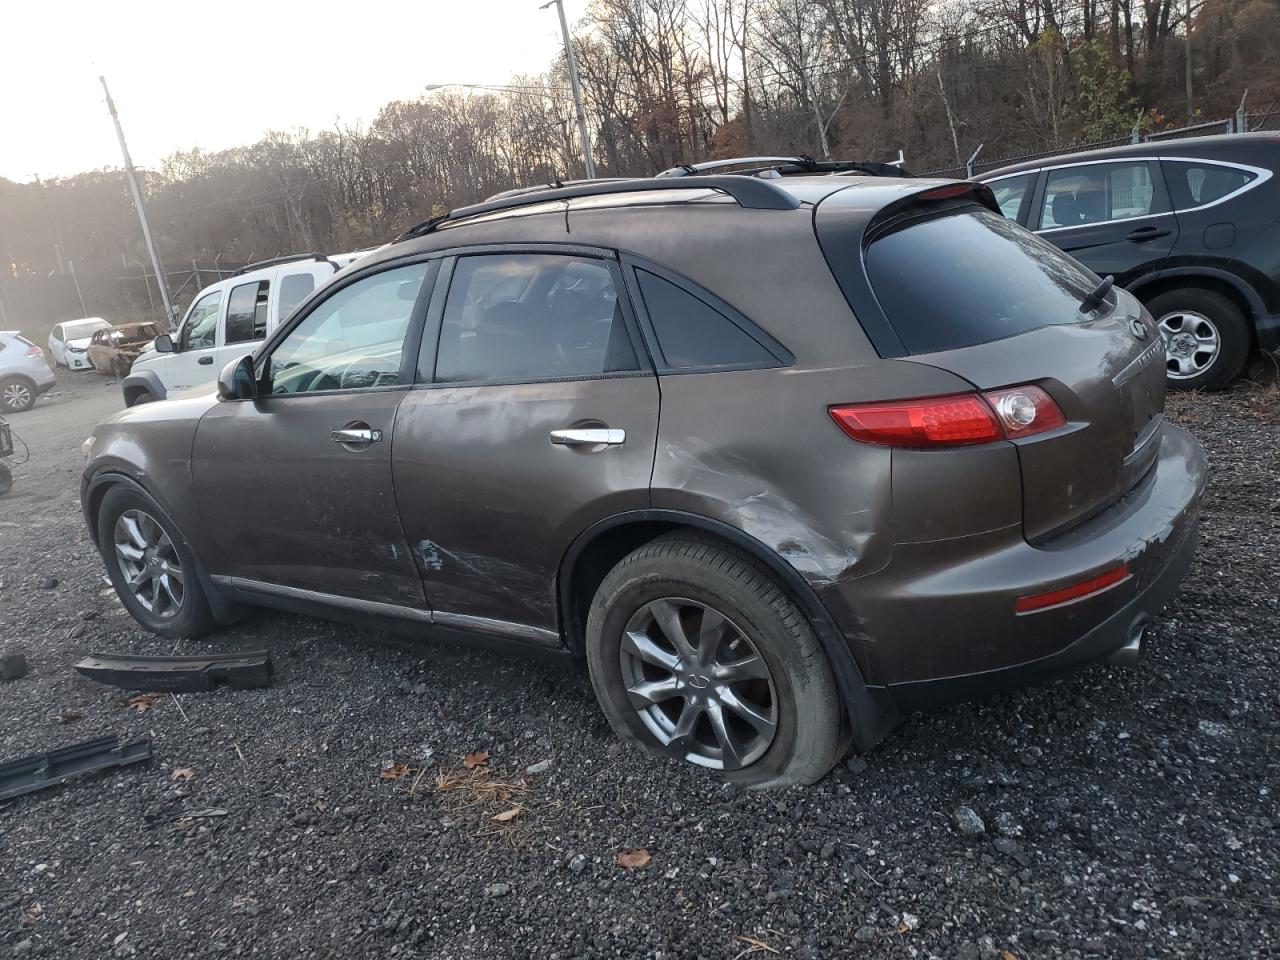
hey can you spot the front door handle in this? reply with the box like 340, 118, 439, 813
198, 355, 214, 365
331, 428, 383, 444
550, 428, 625, 447
1127, 226, 1172, 242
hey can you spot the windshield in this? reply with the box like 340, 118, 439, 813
63, 319, 108, 339
865, 206, 1107, 355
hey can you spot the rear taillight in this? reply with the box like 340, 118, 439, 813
25, 345, 43, 358
829, 384, 1066, 448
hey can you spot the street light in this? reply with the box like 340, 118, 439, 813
540, 0, 596, 179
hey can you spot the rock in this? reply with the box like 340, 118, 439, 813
525, 759, 551, 775
956, 943, 981, 960
953, 805, 986, 836
1197, 719, 1228, 737
899, 912, 920, 931
566, 853, 586, 875
993, 811, 1023, 837
412, 683, 428, 696
992, 837, 1020, 856
819, 841, 835, 860
14, 939, 33, 954
39, 576, 59, 589
485, 882, 510, 897
976, 935, 1001, 959
0, 652, 29, 681
845, 756, 868, 774
853, 926, 877, 943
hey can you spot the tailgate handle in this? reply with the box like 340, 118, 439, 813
1126, 226, 1172, 242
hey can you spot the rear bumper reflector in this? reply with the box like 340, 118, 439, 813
1015, 562, 1131, 614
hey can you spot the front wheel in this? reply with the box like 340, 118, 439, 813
586, 533, 843, 788
0, 377, 36, 413
97, 485, 218, 638
1148, 288, 1251, 390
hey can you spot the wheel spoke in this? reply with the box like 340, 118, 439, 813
115, 542, 145, 563
119, 515, 149, 549
696, 608, 727, 664
158, 573, 182, 609
706, 702, 744, 769
663, 699, 703, 748
621, 628, 679, 672
719, 688, 777, 737
626, 675, 681, 709
162, 561, 185, 586
647, 599, 697, 662
711, 653, 770, 682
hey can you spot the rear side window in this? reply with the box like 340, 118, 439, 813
1163, 160, 1256, 210
634, 269, 779, 370
276, 272, 316, 322
866, 207, 1102, 355
225, 280, 271, 345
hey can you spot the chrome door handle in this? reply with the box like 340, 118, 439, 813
331, 428, 383, 444
549, 428, 625, 446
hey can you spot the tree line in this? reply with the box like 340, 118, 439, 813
1, 0, 1276, 326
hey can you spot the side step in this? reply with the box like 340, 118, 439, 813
74, 650, 273, 692
0, 735, 153, 802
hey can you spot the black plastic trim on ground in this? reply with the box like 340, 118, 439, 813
0, 735, 153, 802
74, 650, 273, 692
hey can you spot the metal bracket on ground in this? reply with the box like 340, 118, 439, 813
0, 735, 153, 802
74, 650, 273, 692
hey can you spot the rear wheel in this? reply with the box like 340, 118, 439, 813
97, 485, 218, 638
0, 377, 36, 413
1147, 288, 1250, 390
586, 533, 842, 788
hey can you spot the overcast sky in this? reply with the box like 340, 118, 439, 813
1, 0, 588, 183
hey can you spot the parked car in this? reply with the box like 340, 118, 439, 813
49, 317, 112, 371
81, 164, 1205, 787
1, 331, 57, 413
121, 251, 371, 406
86, 322, 164, 377
978, 132, 1280, 389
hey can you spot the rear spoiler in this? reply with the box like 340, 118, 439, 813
863, 181, 1000, 243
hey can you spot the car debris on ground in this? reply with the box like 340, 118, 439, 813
73, 650, 273, 691
0, 735, 152, 802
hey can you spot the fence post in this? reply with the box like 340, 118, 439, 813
965, 143, 984, 179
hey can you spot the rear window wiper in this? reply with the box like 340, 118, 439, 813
1079, 275, 1115, 314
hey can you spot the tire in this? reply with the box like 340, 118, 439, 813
585, 533, 842, 789
0, 464, 11, 496
128, 390, 156, 407
1147, 288, 1251, 390
0, 376, 36, 413
97, 485, 218, 639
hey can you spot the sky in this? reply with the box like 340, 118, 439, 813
0, 0, 588, 183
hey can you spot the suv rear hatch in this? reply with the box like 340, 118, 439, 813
820, 190, 1166, 541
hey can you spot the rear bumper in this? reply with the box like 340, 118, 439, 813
821, 423, 1206, 703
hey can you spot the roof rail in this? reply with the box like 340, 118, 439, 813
485, 178, 632, 202
394, 175, 802, 243
234, 252, 339, 276
657, 155, 913, 179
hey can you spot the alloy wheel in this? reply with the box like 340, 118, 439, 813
619, 597, 778, 770
113, 509, 185, 618
1158, 310, 1221, 380
2, 381, 32, 411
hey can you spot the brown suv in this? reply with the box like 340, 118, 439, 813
81, 164, 1206, 787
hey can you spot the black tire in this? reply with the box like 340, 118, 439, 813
585, 533, 842, 789
1146, 287, 1251, 391
0, 464, 11, 496
128, 390, 156, 407
0, 376, 37, 413
97, 485, 218, 639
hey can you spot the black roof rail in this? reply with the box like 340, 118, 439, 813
485, 178, 633, 202
394, 175, 802, 243
234, 252, 339, 276
657, 155, 913, 179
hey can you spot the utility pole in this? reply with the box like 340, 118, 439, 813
1184, 0, 1194, 123
100, 75, 174, 324
541, 0, 596, 179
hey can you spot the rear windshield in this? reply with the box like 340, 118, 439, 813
865, 207, 1103, 355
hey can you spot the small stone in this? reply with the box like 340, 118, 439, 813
412, 683, 428, 696
992, 837, 1020, 856
485, 882, 510, 897
819, 842, 835, 860
525, 759, 551, 775
953, 805, 986, 836
1198, 719, 1228, 737
994, 811, 1023, 837
39, 576, 59, 590
899, 912, 920, 931
853, 926, 877, 943
0, 652, 29, 681
976, 936, 1001, 960
845, 756, 868, 774
566, 854, 586, 875
14, 940, 33, 954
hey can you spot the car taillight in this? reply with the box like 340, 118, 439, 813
25, 345, 43, 358
829, 384, 1066, 448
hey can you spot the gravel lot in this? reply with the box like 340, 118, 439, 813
1, 369, 1277, 959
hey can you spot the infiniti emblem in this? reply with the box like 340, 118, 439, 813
1129, 318, 1148, 340
687, 674, 711, 689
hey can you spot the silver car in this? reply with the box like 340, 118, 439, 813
1, 331, 57, 413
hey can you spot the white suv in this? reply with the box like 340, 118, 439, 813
122, 252, 368, 405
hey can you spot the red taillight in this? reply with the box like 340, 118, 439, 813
829, 384, 1066, 448
1015, 563, 1130, 613
916, 183, 974, 201
26, 345, 43, 358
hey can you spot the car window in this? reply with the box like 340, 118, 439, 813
182, 292, 221, 350
988, 174, 1035, 219
866, 206, 1104, 355
633, 268, 777, 370
433, 254, 638, 384
226, 280, 271, 345
276, 272, 317, 322
267, 262, 427, 394
51, 325, 63, 342
1040, 161, 1156, 228
1162, 160, 1256, 210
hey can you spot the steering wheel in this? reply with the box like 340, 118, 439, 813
335, 355, 400, 390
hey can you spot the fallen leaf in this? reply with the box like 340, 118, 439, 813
462, 750, 490, 769
617, 847, 652, 870
1000, 952, 1019, 960
170, 767, 198, 782
897, 922, 911, 934
490, 806, 522, 823
128, 693, 162, 713
58, 710, 83, 724
380, 763, 412, 780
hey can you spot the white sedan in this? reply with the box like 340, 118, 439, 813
49, 317, 112, 370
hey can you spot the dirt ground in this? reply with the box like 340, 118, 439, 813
0, 368, 1277, 959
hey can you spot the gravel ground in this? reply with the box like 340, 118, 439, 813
1, 369, 1277, 960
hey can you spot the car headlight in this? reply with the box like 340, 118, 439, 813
67, 345, 86, 354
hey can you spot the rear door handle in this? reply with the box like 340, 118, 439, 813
198, 355, 214, 365
331, 428, 383, 444
549, 428, 625, 447
1126, 226, 1172, 242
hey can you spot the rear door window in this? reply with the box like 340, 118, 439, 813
225, 280, 271, 345
633, 268, 781, 370
865, 206, 1103, 355
1162, 160, 1257, 210
1040, 161, 1160, 228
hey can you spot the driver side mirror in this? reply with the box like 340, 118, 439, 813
154, 333, 174, 354
217, 355, 259, 402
